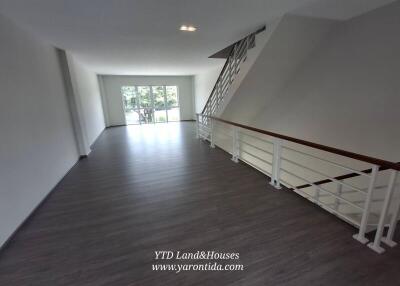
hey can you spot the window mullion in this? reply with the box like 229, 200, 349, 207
135, 85, 141, 125
149, 85, 155, 124
163, 85, 168, 123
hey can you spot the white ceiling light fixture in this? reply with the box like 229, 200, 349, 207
180, 25, 196, 32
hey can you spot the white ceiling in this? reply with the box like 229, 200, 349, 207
294, 0, 397, 20
0, 0, 396, 75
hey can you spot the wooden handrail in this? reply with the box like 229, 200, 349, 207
198, 114, 400, 171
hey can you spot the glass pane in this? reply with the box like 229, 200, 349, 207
139, 108, 154, 124
166, 86, 179, 108
167, 107, 180, 122
138, 86, 152, 109
121, 86, 139, 111
125, 110, 140, 125
152, 86, 166, 110
154, 110, 167, 123
121, 86, 139, 124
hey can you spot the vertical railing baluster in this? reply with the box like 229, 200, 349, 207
243, 36, 249, 62
315, 186, 320, 204
270, 138, 282, 189
202, 32, 254, 117
275, 139, 282, 189
334, 182, 343, 211
233, 43, 236, 68
229, 56, 233, 84
231, 127, 239, 163
210, 118, 215, 148
196, 114, 200, 139
353, 165, 379, 244
382, 171, 400, 248
368, 170, 398, 253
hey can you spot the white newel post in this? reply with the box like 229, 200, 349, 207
270, 139, 282, 189
382, 171, 400, 248
210, 118, 215, 148
353, 165, 379, 244
315, 185, 320, 204
196, 114, 200, 139
334, 182, 343, 211
231, 127, 239, 163
368, 170, 398, 253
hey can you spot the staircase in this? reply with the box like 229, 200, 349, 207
201, 27, 264, 119
196, 16, 400, 255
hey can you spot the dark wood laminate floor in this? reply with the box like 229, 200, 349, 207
0, 122, 399, 286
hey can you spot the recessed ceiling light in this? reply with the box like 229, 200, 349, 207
180, 25, 196, 32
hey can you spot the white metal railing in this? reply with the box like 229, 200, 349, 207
196, 114, 400, 254
202, 33, 256, 118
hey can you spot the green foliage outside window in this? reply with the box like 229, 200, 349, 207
121, 86, 138, 112
121, 85, 179, 124
166, 86, 178, 108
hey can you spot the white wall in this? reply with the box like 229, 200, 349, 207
194, 65, 223, 114
251, 2, 400, 161
222, 15, 337, 124
215, 19, 282, 117
222, 2, 400, 161
216, 2, 400, 222
66, 54, 105, 148
101, 75, 195, 126
0, 14, 79, 246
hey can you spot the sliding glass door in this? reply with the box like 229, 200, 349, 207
152, 86, 167, 123
121, 86, 139, 124
138, 86, 153, 124
166, 86, 180, 122
121, 85, 180, 125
